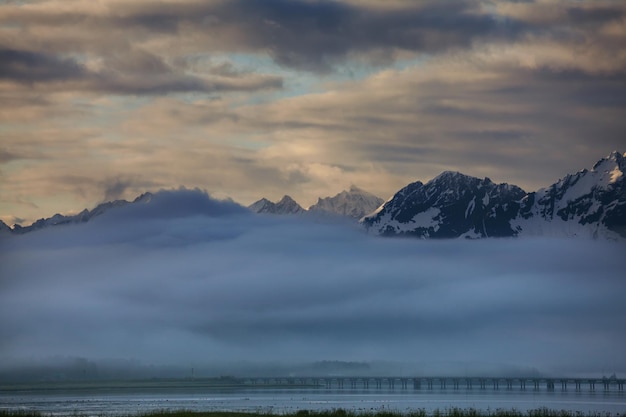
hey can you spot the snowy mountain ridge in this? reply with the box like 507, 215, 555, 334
363, 151, 626, 240
3, 152, 624, 240
308, 185, 384, 219
247, 187, 384, 218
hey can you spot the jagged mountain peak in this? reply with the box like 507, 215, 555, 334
591, 150, 624, 182
365, 152, 625, 240
278, 195, 298, 204
432, 170, 469, 181
248, 195, 305, 215
428, 170, 495, 187
133, 192, 154, 203
308, 186, 384, 219
515, 151, 626, 239
362, 171, 526, 238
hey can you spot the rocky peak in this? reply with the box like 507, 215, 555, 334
248, 195, 305, 215
309, 186, 384, 219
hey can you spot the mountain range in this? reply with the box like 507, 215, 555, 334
2, 151, 624, 240
0, 193, 153, 235
363, 151, 625, 240
247, 185, 384, 219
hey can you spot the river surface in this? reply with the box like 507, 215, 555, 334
2, 387, 626, 416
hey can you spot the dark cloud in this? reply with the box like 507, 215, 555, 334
1, 189, 625, 375
101, 177, 136, 202
0, 46, 282, 94
1, 1, 532, 73
0, 49, 87, 82
566, 6, 626, 26
0, 148, 20, 163
117, 0, 526, 72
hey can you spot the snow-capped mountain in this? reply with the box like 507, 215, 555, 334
513, 151, 625, 239
248, 195, 305, 215
4, 152, 624, 240
363, 151, 626, 240
308, 186, 384, 219
361, 172, 526, 238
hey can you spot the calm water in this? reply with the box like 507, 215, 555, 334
1, 388, 626, 416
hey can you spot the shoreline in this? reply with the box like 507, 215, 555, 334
2, 408, 626, 417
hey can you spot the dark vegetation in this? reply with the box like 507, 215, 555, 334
1, 408, 625, 417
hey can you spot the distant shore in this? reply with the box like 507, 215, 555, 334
2, 408, 626, 417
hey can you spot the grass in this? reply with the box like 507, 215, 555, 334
1, 408, 625, 417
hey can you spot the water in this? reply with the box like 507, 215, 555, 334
1, 388, 625, 416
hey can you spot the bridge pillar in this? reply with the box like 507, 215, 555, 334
414, 379, 421, 390
547, 380, 555, 391
590, 381, 595, 392
506, 379, 512, 390
521, 380, 526, 390
533, 380, 539, 390
561, 380, 567, 391
427, 379, 433, 390
479, 379, 485, 390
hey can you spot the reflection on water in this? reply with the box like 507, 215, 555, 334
1, 388, 625, 416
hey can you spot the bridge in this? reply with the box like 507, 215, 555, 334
239, 376, 625, 392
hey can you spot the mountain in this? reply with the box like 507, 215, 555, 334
248, 195, 305, 215
4, 152, 624, 240
7, 193, 153, 235
308, 186, 384, 219
363, 151, 626, 240
513, 151, 626, 239
362, 172, 526, 238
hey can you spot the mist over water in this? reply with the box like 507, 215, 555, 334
1, 189, 625, 379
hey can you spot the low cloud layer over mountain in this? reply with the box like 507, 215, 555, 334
1, 189, 624, 377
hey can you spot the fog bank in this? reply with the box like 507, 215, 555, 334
1, 189, 625, 379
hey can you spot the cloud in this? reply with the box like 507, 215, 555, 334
4, 0, 622, 74
0, 47, 283, 94
1, 189, 625, 376
0, 49, 87, 82
1, 0, 625, 226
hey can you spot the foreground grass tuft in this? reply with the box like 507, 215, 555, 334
1, 409, 625, 417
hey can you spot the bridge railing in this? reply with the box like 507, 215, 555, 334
241, 376, 624, 392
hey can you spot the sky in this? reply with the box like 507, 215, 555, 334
1, 0, 626, 226
1, 189, 625, 378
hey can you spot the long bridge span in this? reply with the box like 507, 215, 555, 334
239, 376, 625, 392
